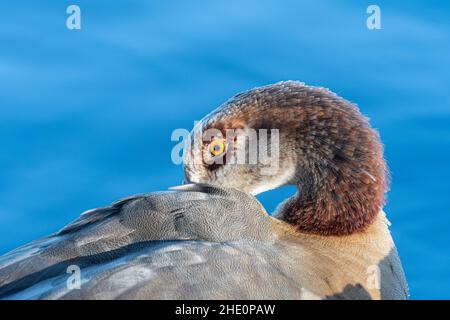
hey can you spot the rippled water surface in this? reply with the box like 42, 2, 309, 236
0, 0, 449, 298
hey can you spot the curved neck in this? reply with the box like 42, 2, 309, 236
274, 100, 388, 236
278, 161, 387, 236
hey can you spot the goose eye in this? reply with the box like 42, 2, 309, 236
209, 140, 225, 157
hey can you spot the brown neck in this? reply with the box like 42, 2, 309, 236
274, 89, 388, 236
279, 157, 387, 236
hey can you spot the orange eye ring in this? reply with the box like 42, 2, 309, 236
209, 140, 225, 157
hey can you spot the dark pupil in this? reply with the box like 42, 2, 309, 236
214, 144, 221, 151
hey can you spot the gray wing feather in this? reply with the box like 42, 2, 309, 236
0, 184, 289, 299
57, 195, 145, 235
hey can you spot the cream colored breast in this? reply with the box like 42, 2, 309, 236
272, 212, 409, 299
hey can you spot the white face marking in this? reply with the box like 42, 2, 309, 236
249, 163, 296, 195
187, 173, 201, 184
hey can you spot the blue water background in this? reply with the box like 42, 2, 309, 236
0, 1, 449, 298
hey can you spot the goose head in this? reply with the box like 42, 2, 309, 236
183, 81, 388, 236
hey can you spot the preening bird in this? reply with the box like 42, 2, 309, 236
0, 81, 408, 299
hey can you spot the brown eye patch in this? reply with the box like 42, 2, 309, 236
203, 138, 226, 170
209, 140, 225, 156
201, 124, 241, 170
